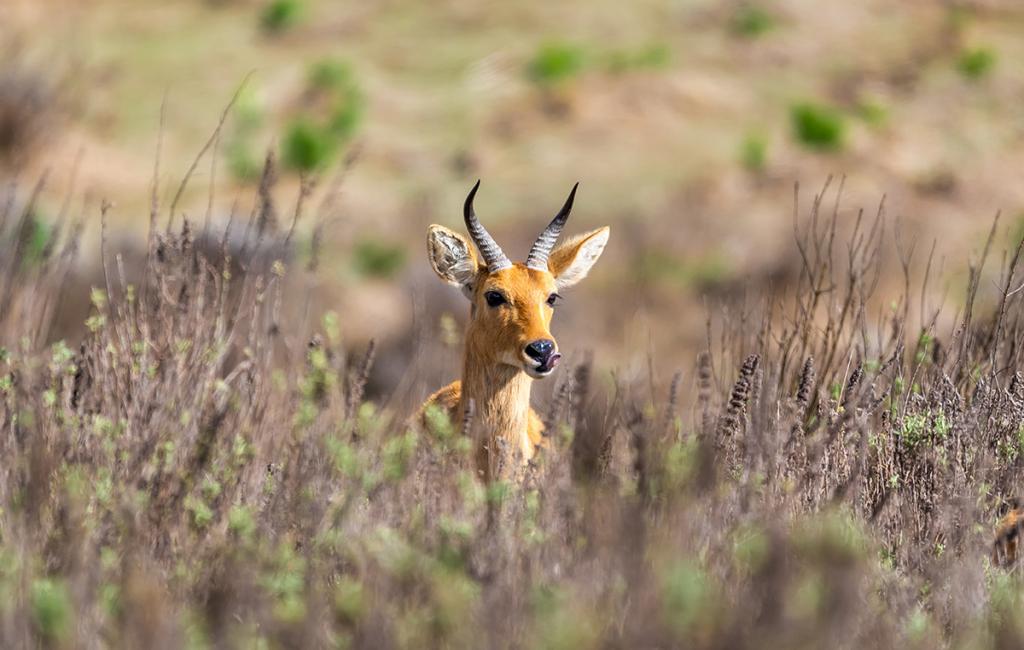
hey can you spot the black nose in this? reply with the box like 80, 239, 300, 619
525, 339, 555, 362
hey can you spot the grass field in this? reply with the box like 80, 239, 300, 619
3, 166, 1024, 648
4, 0, 1024, 647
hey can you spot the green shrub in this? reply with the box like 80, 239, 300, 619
17, 214, 53, 268
31, 579, 71, 642
790, 102, 846, 151
185, 496, 215, 530
957, 47, 996, 80
730, 5, 776, 38
282, 118, 335, 172
308, 59, 364, 141
527, 43, 587, 86
278, 59, 363, 173
228, 505, 256, 540
382, 431, 418, 481
662, 562, 714, 638
328, 99, 363, 144
329, 102, 362, 143
260, 0, 305, 34
308, 59, 356, 93
334, 578, 365, 623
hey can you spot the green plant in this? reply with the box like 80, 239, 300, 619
308, 58, 356, 93
260, 0, 305, 34
328, 97, 363, 144
20, 214, 52, 268
308, 58, 365, 142
957, 47, 996, 80
790, 102, 846, 151
915, 331, 935, 364
662, 562, 714, 637
31, 579, 71, 642
278, 59, 363, 173
527, 42, 587, 86
730, 5, 776, 38
334, 577, 365, 623
282, 118, 334, 171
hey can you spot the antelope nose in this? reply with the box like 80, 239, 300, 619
525, 339, 556, 363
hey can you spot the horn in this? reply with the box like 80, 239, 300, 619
525, 182, 578, 271
464, 180, 511, 273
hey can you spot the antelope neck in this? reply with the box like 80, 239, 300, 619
460, 353, 533, 463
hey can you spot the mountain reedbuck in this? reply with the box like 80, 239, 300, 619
422, 181, 609, 481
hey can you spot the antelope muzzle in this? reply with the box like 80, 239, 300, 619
524, 339, 561, 377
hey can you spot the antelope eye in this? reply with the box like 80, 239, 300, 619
485, 291, 507, 307
546, 293, 561, 307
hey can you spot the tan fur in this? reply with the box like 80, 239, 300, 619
422, 379, 547, 478
422, 215, 609, 482
994, 504, 1023, 567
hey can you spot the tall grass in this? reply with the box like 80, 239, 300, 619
2, 170, 1024, 648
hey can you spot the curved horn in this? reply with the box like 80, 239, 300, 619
464, 180, 511, 273
525, 182, 578, 271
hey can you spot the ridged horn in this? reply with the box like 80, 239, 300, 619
525, 182, 578, 271
463, 180, 511, 273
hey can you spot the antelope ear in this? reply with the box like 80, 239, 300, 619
548, 227, 610, 289
427, 225, 481, 299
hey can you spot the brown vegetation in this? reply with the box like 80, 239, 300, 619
3, 168, 1024, 648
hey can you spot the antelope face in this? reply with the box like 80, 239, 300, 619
475, 264, 561, 378
427, 181, 609, 379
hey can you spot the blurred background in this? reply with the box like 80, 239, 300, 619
2, 0, 1022, 404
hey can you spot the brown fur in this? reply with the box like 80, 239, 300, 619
421, 220, 609, 482
423, 379, 547, 478
994, 502, 1023, 567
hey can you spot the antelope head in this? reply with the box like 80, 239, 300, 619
427, 181, 609, 379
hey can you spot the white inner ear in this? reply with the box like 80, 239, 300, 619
555, 229, 609, 290
429, 228, 478, 298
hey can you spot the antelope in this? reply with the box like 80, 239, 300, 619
421, 181, 609, 481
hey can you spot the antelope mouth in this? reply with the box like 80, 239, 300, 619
524, 353, 561, 379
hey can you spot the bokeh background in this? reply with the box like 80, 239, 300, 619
2, 0, 1022, 404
